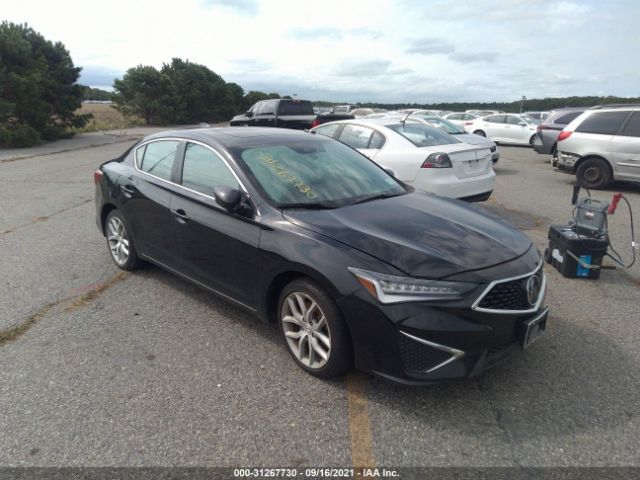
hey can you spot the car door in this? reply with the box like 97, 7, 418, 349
503, 115, 527, 143
120, 139, 181, 266
610, 112, 640, 181
483, 115, 506, 141
170, 141, 261, 308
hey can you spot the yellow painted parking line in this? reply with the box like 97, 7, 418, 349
346, 371, 376, 476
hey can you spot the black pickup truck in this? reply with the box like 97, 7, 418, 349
229, 99, 353, 129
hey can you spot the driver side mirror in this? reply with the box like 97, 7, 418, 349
214, 186, 254, 217
246, 111, 254, 118
214, 186, 242, 211
384, 168, 396, 177
518, 122, 526, 126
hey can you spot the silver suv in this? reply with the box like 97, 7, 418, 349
555, 106, 640, 188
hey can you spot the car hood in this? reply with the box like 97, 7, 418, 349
283, 192, 533, 279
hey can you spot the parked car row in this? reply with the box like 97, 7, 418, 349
230, 99, 502, 201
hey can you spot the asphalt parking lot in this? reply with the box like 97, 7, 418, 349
1, 133, 639, 468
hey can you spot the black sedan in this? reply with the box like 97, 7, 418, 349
94, 127, 548, 385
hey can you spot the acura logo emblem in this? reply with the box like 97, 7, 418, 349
525, 273, 542, 306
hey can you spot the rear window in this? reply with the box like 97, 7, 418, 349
553, 111, 583, 125
278, 100, 314, 115
575, 111, 629, 135
387, 123, 459, 147
137, 140, 179, 181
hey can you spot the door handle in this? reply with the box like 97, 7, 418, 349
172, 208, 189, 223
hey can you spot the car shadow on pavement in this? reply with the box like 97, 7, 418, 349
364, 316, 639, 441
129, 264, 346, 390
127, 259, 639, 443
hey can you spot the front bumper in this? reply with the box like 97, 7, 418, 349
337, 267, 548, 385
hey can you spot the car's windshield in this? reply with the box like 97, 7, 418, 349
232, 138, 406, 208
385, 123, 460, 147
413, 115, 465, 134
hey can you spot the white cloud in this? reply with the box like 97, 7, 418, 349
2, 0, 638, 102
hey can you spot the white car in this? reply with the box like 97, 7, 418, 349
310, 119, 495, 201
443, 112, 478, 129
467, 114, 538, 145
407, 115, 500, 163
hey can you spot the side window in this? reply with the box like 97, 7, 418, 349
338, 125, 374, 149
254, 101, 266, 115
554, 111, 582, 124
314, 123, 340, 138
137, 140, 179, 181
575, 111, 629, 135
261, 100, 276, 115
448, 114, 462, 120
181, 143, 239, 197
487, 115, 504, 123
621, 112, 640, 137
463, 114, 474, 120
369, 131, 386, 149
506, 116, 523, 125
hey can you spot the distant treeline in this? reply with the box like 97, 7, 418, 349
82, 87, 113, 102
336, 96, 640, 112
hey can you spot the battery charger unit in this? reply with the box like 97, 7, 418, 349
545, 224, 608, 279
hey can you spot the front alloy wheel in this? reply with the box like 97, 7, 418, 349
278, 279, 351, 378
281, 291, 331, 369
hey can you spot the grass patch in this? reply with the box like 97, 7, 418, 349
0, 303, 56, 346
74, 103, 144, 132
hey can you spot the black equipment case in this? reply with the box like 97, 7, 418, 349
545, 224, 608, 279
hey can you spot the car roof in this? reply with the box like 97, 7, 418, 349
143, 127, 315, 149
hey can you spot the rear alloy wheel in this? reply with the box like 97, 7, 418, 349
278, 279, 351, 378
529, 135, 536, 145
106, 210, 141, 270
576, 158, 612, 189
473, 130, 486, 137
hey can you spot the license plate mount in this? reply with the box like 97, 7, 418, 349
520, 308, 548, 349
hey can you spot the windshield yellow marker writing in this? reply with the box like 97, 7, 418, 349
260, 154, 317, 199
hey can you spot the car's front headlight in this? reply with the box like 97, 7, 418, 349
348, 267, 478, 304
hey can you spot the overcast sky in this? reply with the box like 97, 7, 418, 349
4, 0, 639, 103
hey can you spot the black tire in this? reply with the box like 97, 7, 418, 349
278, 278, 351, 378
105, 209, 142, 271
576, 157, 612, 189
473, 130, 486, 137
529, 135, 536, 146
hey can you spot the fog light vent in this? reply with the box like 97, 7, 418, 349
399, 334, 454, 372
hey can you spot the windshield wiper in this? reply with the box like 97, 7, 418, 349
279, 201, 340, 210
349, 191, 402, 205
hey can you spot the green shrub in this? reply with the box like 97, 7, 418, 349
6, 125, 41, 147
40, 124, 63, 141
0, 127, 10, 147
